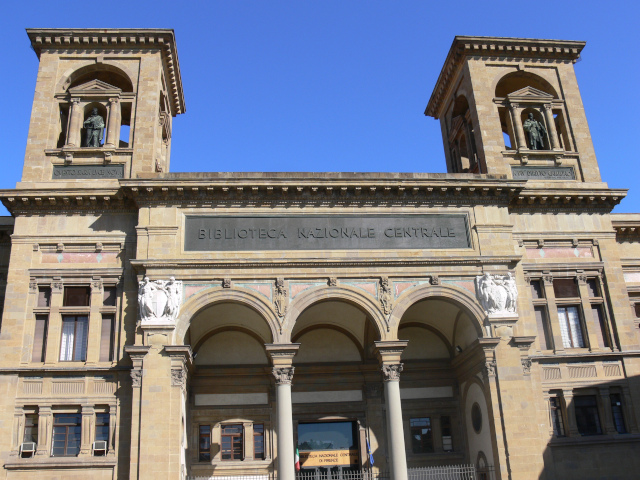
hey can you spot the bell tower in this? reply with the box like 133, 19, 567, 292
426, 36, 600, 183
20, 29, 185, 185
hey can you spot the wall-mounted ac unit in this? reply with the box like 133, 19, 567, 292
20, 442, 36, 457
93, 440, 108, 455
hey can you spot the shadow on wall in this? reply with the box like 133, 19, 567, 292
539, 374, 640, 480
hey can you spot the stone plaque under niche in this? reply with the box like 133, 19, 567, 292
511, 166, 575, 180
53, 164, 124, 179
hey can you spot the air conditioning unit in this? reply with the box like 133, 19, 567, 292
20, 442, 36, 457
93, 440, 108, 455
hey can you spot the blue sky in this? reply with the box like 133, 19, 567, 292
1, 1, 639, 214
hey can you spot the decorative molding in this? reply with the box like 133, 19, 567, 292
328, 277, 337, 287
272, 366, 294, 385
381, 363, 403, 382
379, 276, 392, 315
521, 357, 532, 375
138, 277, 182, 326
130, 369, 142, 388
475, 273, 518, 315
483, 359, 497, 379
274, 277, 288, 318
430, 275, 440, 286
171, 368, 186, 388
222, 278, 231, 288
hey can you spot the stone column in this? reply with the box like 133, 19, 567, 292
508, 102, 527, 151
562, 390, 580, 436
266, 344, 300, 480
108, 406, 117, 456
80, 405, 94, 455
576, 275, 602, 351
66, 98, 83, 147
105, 98, 120, 147
543, 104, 561, 151
36, 406, 52, 456
374, 341, 409, 480
598, 387, 617, 435
124, 345, 150, 480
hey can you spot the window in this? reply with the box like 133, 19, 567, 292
199, 425, 211, 462
530, 280, 553, 350
38, 287, 51, 307
410, 417, 433, 453
221, 424, 243, 460
52, 413, 81, 456
557, 306, 585, 348
253, 424, 264, 460
24, 414, 38, 443
553, 278, 579, 298
100, 314, 115, 362
59, 315, 88, 361
440, 416, 453, 452
94, 413, 109, 455
610, 393, 627, 434
574, 395, 602, 436
32, 314, 48, 362
587, 278, 612, 349
64, 287, 90, 307
103, 286, 117, 307
549, 397, 565, 437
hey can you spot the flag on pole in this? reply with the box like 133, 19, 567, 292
295, 447, 301, 471
366, 439, 374, 466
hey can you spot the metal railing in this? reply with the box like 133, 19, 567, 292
189, 464, 495, 480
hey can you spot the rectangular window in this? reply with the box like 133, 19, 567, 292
534, 306, 553, 350
586, 278, 599, 297
610, 394, 627, 434
410, 417, 433, 454
574, 395, 602, 436
591, 305, 610, 349
59, 315, 88, 361
32, 314, 48, 362
553, 279, 579, 298
95, 413, 109, 455
63, 287, 90, 307
38, 287, 51, 307
530, 280, 544, 300
440, 416, 453, 452
221, 424, 243, 460
549, 397, 565, 437
199, 425, 211, 462
557, 306, 585, 348
253, 424, 264, 460
24, 414, 38, 443
100, 314, 115, 362
103, 286, 117, 307
52, 413, 81, 456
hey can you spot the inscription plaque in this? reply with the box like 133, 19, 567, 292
53, 165, 124, 179
185, 214, 470, 251
511, 166, 575, 180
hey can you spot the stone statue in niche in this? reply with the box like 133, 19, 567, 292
523, 113, 547, 150
475, 273, 518, 315
83, 108, 105, 147
138, 276, 183, 325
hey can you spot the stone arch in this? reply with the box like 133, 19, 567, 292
282, 285, 387, 342
397, 321, 454, 358
494, 69, 558, 98
292, 323, 365, 361
175, 287, 280, 345
57, 60, 135, 93
388, 284, 486, 339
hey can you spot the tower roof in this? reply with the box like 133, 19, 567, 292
425, 36, 585, 119
26, 28, 186, 115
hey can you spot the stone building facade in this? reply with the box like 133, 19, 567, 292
0, 29, 639, 480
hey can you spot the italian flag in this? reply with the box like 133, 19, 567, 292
294, 447, 300, 471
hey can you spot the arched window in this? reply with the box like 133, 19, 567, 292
447, 95, 480, 173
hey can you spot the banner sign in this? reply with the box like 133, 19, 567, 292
299, 449, 359, 467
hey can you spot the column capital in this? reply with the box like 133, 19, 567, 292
381, 363, 403, 382
543, 103, 553, 111
108, 97, 119, 104
265, 343, 300, 367
374, 340, 408, 365
272, 366, 295, 385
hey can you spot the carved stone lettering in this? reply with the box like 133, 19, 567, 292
511, 166, 575, 180
185, 214, 470, 251
53, 165, 124, 179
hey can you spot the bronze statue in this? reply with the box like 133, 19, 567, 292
83, 108, 105, 147
523, 112, 547, 150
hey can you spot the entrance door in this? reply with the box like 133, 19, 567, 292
297, 421, 360, 478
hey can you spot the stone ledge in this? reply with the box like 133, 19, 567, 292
4, 457, 117, 469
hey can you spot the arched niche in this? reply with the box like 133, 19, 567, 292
66, 64, 134, 92
495, 71, 558, 99
448, 94, 480, 173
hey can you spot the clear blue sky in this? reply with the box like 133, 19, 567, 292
1, 1, 639, 214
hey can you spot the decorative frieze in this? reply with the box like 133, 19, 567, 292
475, 273, 518, 315
379, 276, 392, 315
138, 277, 182, 326
274, 278, 288, 318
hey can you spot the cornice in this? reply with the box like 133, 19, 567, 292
509, 187, 626, 213
426, 36, 586, 118
0, 188, 136, 215
119, 176, 525, 208
130, 255, 521, 272
26, 28, 185, 116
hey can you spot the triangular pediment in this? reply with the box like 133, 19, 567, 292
506, 86, 554, 100
69, 79, 122, 93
